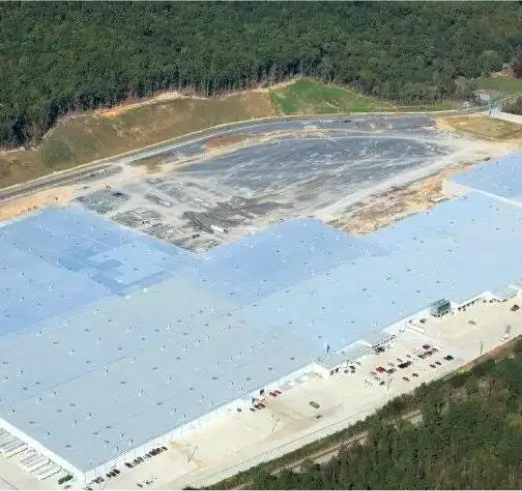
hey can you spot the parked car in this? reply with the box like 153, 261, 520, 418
402, 377, 410, 382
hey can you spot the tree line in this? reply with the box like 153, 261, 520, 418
1, 2, 522, 149
249, 342, 522, 489
504, 97, 522, 115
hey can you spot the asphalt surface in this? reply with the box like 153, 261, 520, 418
0, 115, 454, 202
0, 113, 496, 252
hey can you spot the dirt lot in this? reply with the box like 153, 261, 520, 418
205, 134, 249, 150
331, 160, 480, 235
0, 187, 75, 222
436, 114, 522, 141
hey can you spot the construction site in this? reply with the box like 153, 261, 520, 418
0, 114, 521, 490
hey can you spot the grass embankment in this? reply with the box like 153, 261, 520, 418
0, 91, 276, 188
0, 78, 456, 189
269, 79, 395, 114
476, 76, 522, 96
437, 114, 522, 141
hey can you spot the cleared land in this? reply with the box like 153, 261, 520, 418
0, 107, 520, 491
436, 114, 522, 141
0, 115, 512, 253
329, 160, 478, 235
0, 79, 458, 189
0, 91, 276, 188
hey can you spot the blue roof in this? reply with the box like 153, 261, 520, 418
452, 152, 522, 202
0, 207, 196, 341
2, 171, 522, 473
194, 218, 385, 305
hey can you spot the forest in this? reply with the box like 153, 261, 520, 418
249, 343, 522, 490
1, 2, 522, 149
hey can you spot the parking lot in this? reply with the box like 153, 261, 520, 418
0, 296, 520, 490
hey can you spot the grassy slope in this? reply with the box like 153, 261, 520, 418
0, 79, 455, 188
476, 77, 522, 95
0, 91, 276, 187
437, 114, 522, 141
269, 79, 395, 114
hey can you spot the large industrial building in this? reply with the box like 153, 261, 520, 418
1, 152, 522, 483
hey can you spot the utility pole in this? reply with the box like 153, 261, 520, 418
188, 445, 198, 463
479, 339, 484, 357
271, 416, 281, 434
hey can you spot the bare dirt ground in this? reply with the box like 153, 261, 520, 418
97, 80, 294, 119
436, 114, 522, 141
330, 160, 480, 235
205, 134, 249, 150
0, 187, 75, 222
